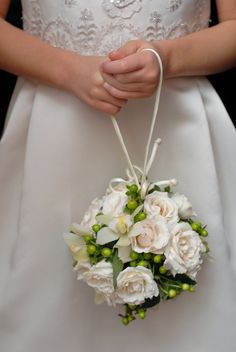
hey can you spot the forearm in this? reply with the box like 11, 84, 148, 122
154, 20, 236, 79
0, 18, 75, 90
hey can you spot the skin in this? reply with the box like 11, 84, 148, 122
101, 0, 236, 100
1, 0, 236, 113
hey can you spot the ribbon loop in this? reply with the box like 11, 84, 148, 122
111, 49, 164, 198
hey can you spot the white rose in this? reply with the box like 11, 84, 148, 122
102, 190, 128, 216
80, 198, 102, 229
115, 266, 159, 305
129, 219, 170, 254
164, 222, 205, 279
83, 260, 115, 306
171, 193, 197, 219
144, 191, 179, 224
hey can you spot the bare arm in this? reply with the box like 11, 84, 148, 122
101, 0, 236, 98
0, 0, 126, 114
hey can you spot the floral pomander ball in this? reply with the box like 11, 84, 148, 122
64, 179, 209, 325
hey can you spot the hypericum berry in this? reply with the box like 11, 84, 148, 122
143, 253, 152, 260
168, 289, 177, 298
182, 283, 190, 291
128, 315, 134, 322
153, 254, 162, 263
130, 260, 137, 267
92, 224, 101, 233
101, 248, 112, 258
130, 251, 139, 260
136, 212, 146, 221
127, 199, 138, 211
84, 235, 94, 244
137, 260, 148, 267
189, 286, 196, 293
200, 229, 208, 237
87, 244, 97, 255
129, 184, 138, 193
137, 309, 145, 320
122, 317, 129, 325
128, 304, 136, 310
191, 222, 201, 232
159, 266, 167, 274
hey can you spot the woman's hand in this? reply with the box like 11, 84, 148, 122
63, 53, 127, 115
100, 40, 163, 100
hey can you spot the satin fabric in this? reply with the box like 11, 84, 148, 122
0, 76, 236, 352
0, 0, 236, 351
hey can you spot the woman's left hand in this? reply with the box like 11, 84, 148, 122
100, 40, 162, 99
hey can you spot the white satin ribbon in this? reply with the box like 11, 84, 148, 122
110, 48, 176, 197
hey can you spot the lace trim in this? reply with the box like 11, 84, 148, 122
23, 0, 210, 55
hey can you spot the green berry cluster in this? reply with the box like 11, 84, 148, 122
120, 305, 147, 326
84, 224, 113, 265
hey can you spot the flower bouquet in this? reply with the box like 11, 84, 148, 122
64, 176, 209, 325
63, 50, 210, 325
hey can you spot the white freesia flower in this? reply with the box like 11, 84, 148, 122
80, 198, 102, 229
164, 222, 205, 279
109, 214, 133, 234
144, 191, 179, 224
129, 219, 170, 254
83, 260, 115, 306
102, 190, 128, 216
171, 193, 197, 219
115, 266, 159, 305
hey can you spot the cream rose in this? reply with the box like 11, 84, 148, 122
115, 266, 159, 305
164, 222, 205, 279
80, 198, 102, 229
102, 190, 128, 216
144, 191, 179, 224
129, 219, 170, 254
83, 260, 115, 305
171, 193, 197, 219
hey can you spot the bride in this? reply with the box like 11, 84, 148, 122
0, 1, 236, 351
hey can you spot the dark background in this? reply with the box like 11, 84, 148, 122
0, 0, 235, 136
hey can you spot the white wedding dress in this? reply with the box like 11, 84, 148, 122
0, 1, 236, 351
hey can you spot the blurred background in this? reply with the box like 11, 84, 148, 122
0, 0, 235, 136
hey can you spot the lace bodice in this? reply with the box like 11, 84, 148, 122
22, 0, 210, 55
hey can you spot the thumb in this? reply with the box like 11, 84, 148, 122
108, 40, 141, 61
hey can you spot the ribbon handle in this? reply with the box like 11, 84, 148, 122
111, 49, 164, 197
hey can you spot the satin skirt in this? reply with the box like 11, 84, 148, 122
0, 76, 236, 352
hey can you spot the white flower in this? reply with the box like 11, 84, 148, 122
129, 219, 170, 254
80, 198, 102, 229
115, 266, 159, 305
164, 222, 205, 279
171, 193, 197, 219
109, 214, 133, 234
83, 260, 115, 306
102, 0, 142, 19
102, 190, 128, 217
75, 261, 91, 280
144, 191, 179, 224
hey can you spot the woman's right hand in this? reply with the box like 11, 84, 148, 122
62, 53, 127, 115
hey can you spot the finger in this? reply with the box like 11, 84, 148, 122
108, 40, 142, 61
97, 87, 128, 107
93, 101, 121, 116
103, 82, 146, 100
102, 72, 145, 92
101, 53, 144, 75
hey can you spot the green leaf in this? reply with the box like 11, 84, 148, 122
171, 274, 197, 286
112, 250, 124, 287
141, 295, 160, 309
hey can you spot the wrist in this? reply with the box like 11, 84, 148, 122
152, 39, 182, 79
